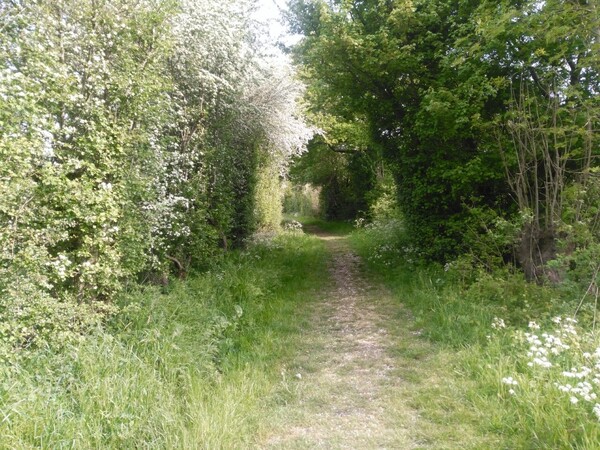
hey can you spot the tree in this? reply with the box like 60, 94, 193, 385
289, 0, 599, 273
0, 0, 312, 350
288, 0, 510, 258
465, 0, 600, 279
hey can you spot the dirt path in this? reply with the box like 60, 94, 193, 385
262, 229, 426, 449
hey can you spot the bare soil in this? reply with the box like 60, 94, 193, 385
262, 230, 426, 449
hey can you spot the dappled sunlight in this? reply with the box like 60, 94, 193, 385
311, 233, 345, 242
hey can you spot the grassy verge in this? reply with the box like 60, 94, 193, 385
0, 232, 327, 448
351, 222, 600, 449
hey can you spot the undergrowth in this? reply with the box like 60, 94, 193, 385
351, 220, 600, 448
0, 232, 327, 448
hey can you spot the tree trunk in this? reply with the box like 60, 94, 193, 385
518, 224, 558, 283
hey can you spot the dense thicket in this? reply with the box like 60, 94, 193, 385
0, 0, 311, 351
288, 0, 599, 274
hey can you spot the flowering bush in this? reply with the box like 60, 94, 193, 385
283, 220, 304, 233
0, 0, 311, 351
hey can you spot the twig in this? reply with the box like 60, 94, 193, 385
574, 264, 600, 318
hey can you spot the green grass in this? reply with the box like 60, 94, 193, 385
350, 222, 600, 449
0, 232, 328, 448
5, 219, 600, 448
285, 215, 355, 235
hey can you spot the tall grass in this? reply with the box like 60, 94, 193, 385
0, 232, 327, 448
351, 221, 600, 448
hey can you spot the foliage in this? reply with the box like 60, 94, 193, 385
0, 0, 176, 350
0, 0, 312, 351
467, 0, 600, 279
288, 0, 510, 259
159, 0, 312, 256
288, 0, 599, 266
351, 223, 600, 447
364, 171, 401, 222
254, 155, 284, 232
283, 183, 320, 217
290, 135, 380, 220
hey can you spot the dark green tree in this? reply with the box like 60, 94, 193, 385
289, 0, 599, 270
289, 0, 510, 259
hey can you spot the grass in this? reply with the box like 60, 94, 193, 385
0, 232, 328, 448
259, 233, 440, 449
5, 218, 600, 448
283, 214, 355, 236
350, 221, 600, 448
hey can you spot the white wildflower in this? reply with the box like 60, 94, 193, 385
502, 376, 518, 386
530, 356, 552, 368
593, 404, 600, 420
492, 317, 506, 329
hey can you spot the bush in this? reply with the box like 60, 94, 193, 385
0, 0, 312, 351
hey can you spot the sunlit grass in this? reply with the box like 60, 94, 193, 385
0, 232, 328, 448
351, 222, 600, 448
7, 219, 600, 448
